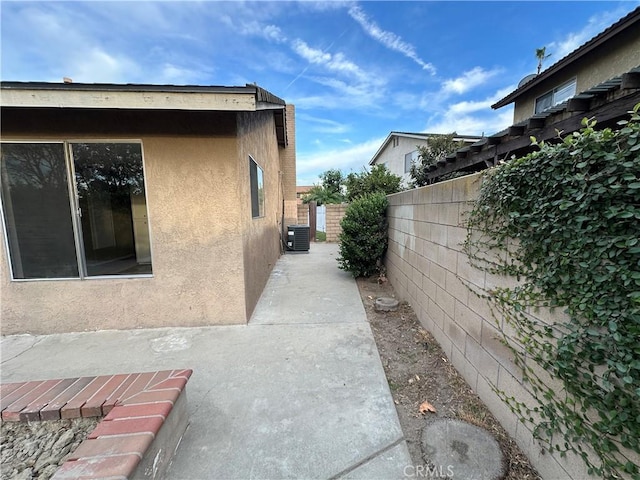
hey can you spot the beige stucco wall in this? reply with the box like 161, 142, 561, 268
385, 175, 605, 479
513, 31, 640, 123
1, 131, 249, 334
237, 110, 285, 320
0, 104, 293, 334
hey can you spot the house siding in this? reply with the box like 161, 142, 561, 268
371, 136, 422, 187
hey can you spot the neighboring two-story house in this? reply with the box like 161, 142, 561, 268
424, 6, 639, 182
493, 6, 640, 123
369, 132, 481, 187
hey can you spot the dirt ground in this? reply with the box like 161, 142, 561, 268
356, 276, 540, 480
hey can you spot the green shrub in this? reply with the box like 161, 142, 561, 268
344, 164, 402, 202
337, 192, 388, 277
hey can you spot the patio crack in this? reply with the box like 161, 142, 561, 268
0, 336, 44, 365
327, 436, 406, 479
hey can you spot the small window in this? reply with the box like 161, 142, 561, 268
249, 156, 264, 218
535, 79, 576, 114
392, 137, 399, 147
404, 150, 419, 173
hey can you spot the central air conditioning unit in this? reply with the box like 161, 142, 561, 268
287, 225, 310, 252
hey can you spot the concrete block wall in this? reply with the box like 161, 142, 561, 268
385, 173, 594, 480
297, 204, 309, 226
325, 204, 347, 243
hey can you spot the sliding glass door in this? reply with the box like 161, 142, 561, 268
1, 143, 79, 278
71, 143, 151, 276
1, 141, 153, 280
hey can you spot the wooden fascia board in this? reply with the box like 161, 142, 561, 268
0, 88, 258, 111
369, 132, 395, 165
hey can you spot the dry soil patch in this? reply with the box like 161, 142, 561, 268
357, 276, 540, 480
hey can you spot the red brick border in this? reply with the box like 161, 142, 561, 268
1, 369, 192, 479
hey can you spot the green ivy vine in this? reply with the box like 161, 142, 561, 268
463, 104, 640, 479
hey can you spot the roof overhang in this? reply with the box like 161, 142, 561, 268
427, 66, 640, 181
0, 82, 286, 112
1, 81, 288, 147
492, 6, 640, 109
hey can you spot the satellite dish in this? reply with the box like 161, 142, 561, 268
518, 74, 537, 88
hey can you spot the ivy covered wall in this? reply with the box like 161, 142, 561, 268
385, 106, 640, 479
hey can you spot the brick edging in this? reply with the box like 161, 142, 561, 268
1, 369, 192, 479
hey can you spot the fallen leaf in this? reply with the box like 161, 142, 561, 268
419, 401, 436, 414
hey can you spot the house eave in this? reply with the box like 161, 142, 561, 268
428, 66, 640, 181
0, 81, 286, 112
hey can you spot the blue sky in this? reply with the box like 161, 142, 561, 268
2, 1, 638, 185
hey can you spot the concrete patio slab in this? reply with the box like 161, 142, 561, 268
1, 243, 412, 479
251, 244, 367, 325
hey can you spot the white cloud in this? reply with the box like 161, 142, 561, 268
292, 40, 333, 65
348, 4, 435, 74
307, 76, 370, 98
299, 1, 353, 12
297, 136, 386, 185
299, 114, 351, 134
238, 21, 288, 43
70, 48, 141, 84
4, 6, 139, 83
417, 85, 516, 136
288, 39, 387, 109
425, 107, 513, 137
447, 86, 515, 114
442, 67, 501, 95
291, 40, 368, 81
545, 7, 632, 64
263, 24, 287, 43
157, 63, 207, 85
289, 81, 385, 110
2, 3, 217, 85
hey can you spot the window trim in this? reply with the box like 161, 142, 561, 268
1, 139, 154, 282
404, 150, 419, 174
534, 77, 577, 114
249, 155, 265, 219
